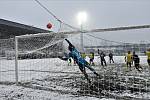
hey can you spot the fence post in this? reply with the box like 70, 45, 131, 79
15, 36, 18, 84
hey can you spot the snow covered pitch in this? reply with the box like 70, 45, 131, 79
0, 56, 150, 100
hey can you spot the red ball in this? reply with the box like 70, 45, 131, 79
47, 23, 52, 29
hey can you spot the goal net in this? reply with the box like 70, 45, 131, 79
15, 32, 66, 82
63, 28, 150, 99
4, 27, 150, 99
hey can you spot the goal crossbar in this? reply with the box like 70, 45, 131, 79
15, 32, 56, 38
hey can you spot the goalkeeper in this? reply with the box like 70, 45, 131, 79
59, 39, 99, 83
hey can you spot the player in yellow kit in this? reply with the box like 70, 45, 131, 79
125, 51, 133, 71
81, 52, 86, 59
145, 48, 150, 66
89, 52, 95, 66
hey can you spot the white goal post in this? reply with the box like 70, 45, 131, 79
14, 32, 65, 84
15, 36, 19, 84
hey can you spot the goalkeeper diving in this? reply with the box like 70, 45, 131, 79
59, 39, 99, 83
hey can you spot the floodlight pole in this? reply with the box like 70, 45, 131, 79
80, 24, 84, 52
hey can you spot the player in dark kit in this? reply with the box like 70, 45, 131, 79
109, 52, 114, 64
132, 51, 142, 72
98, 49, 107, 66
59, 39, 99, 83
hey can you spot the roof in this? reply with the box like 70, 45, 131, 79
0, 19, 51, 39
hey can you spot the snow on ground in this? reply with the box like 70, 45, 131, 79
0, 56, 150, 100
0, 84, 109, 100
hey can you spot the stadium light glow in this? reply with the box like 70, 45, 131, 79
77, 11, 87, 25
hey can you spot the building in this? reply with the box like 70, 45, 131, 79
0, 18, 51, 39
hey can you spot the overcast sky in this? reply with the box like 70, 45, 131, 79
1, 0, 150, 44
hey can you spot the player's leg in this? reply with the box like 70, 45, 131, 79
126, 62, 130, 70
104, 59, 107, 66
109, 58, 111, 63
135, 63, 141, 72
148, 59, 150, 66
85, 64, 99, 76
79, 65, 91, 83
89, 59, 92, 65
91, 58, 95, 66
129, 62, 132, 70
101, 59, 103, 66
112, 58, 114, 63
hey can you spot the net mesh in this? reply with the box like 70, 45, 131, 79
17, 33, 65, 57
1, 27, 150, 99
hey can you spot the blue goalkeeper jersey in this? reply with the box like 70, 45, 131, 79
69, 48, 87, 66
